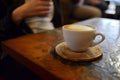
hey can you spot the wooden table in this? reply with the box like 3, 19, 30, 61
2, 18, 120, 80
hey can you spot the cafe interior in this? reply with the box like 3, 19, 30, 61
0, 0, 120, 80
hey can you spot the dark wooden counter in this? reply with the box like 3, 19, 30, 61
2, 18, 120, 80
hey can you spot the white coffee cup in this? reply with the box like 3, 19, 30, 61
62, 24, 105, 52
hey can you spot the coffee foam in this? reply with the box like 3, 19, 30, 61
65, 24, 93, 31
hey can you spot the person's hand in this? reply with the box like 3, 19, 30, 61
12, 0, 51, 24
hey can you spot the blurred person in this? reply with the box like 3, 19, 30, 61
61, 0, 102, 24
0, 0, 62, 56
72, 0, 102, 20
84, 0, 109, 12
0, 0, 62, 80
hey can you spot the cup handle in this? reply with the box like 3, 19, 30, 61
92, 32, 105, 46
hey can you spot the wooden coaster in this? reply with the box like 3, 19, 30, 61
55, 42, 103, 62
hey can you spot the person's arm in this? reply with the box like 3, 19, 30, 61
0, 1, 25, 41
0, 0, 51, 41
84, 0, 108, 10
12, 0, 51, 24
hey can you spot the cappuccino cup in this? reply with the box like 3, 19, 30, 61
62, 24, 105, 52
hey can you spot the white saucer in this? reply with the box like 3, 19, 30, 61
55, 42, 103, 61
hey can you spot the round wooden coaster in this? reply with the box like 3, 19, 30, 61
55, 42, 103, 62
